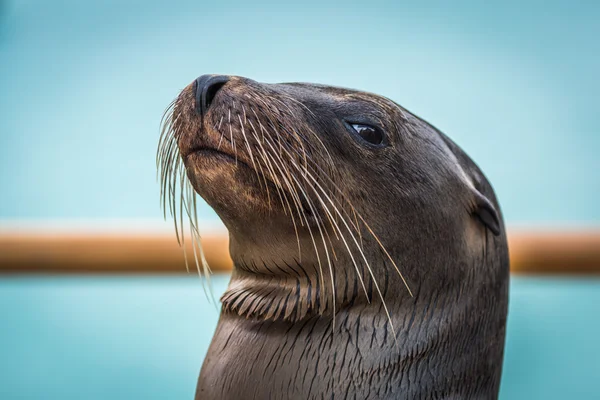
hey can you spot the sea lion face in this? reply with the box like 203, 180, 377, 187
160, 75, 502, 295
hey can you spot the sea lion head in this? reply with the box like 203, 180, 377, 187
158, 74, 507, 321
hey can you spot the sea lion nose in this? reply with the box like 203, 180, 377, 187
195, 74, 230, 117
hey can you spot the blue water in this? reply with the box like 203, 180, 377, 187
0, 275, 598, 399
0, 0, 599, 224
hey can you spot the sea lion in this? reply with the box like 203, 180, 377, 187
158, 75, 509, 399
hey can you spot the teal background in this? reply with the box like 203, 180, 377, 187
0, 0, 598, 224
1, 1, 599, 400
0, 275, 599, 400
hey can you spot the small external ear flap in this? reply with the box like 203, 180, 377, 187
473, 191, 501, 236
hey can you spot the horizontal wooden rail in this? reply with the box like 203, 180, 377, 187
0, 230, 599, 274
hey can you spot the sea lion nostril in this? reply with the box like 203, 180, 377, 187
195, 74, 230, 117
204, 81, 226, 109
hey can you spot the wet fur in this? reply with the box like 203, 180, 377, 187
158, 76, 509, 399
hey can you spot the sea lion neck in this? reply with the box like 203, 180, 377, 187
221, 260, 336, 322
220, 253, 421, 323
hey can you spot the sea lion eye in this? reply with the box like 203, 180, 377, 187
350, 123, 385, 145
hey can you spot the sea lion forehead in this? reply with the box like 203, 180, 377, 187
263, 81, 406, 126
274, 81, 395, 104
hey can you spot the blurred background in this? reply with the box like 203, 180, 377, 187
0, 0, 598, 399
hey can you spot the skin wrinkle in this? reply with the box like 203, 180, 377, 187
298, 317, 322, 389
270, 323, 299, 379
159, 76, 509, 399
288, 318, 317, 390
242, 279, 273, 316
249, 324, 273, 399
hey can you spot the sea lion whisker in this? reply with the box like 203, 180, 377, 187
178, 168, 189, 273
262, 135, 327, 263
249, 122, 305, 255
237, 113, 262, 184
350, 205, 364, 249
174, 178, 214, 302
166, 145, 180, 201
252, 120, 308, 219
158, 100, 176, 147
257, 128, 330, 309
267, 96, 310, 167
275, 143, 368, 244
170, 155, 183, 245
253, 138, 289, 217
260, 131, 311, 219
158, 148, 169, 214
286, 165, 369, 300
256, 126, 345, 269
161, 138, 177, 206
259, 133, 339, 320
258, 143, 291, 216
279, 146, 410, 296
292, 162, 401, 339
251, 114, 306, 218
191, 220, 215, 303
270, 138, 378, 308
226, 107, 238, 166
296, 174, 369, 314
159, 135, 177, 210
356, 214, 413, 297
262, 151, 305, 262
157, 127, 172, 171
157, 91, 219, 304
247, 119, 274, 206
251, 147, 273, 207
158, 98, 176, 127
251, 95, 298, 157
160, 124, 213, 295
190, 219, 214, 302
217, 129, 225, 151
298, 169, 399, 346
277, 94, 335, 169
268, 138, 349, 240
285, 170, 333, 317
286, 147, 341, 261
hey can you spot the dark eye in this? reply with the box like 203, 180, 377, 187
350, 123, 385, 145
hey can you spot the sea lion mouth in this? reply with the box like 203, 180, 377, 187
185, 143, 314, 216
186, 147, 252, 168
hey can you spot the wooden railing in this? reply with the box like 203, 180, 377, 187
0, 230, 599, 274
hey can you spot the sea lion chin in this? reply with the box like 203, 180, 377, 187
158, 74, 509, 399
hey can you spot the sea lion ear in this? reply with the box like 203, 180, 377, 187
472, 190, 501, 236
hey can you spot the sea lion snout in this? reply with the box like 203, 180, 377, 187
194, 74, 230, 117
